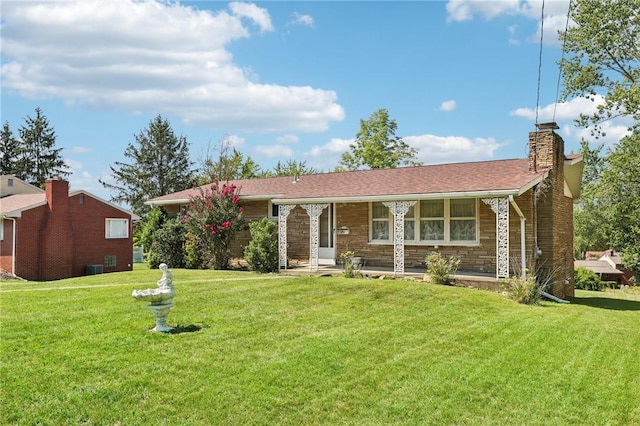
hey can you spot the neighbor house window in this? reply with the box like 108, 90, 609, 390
370, 199, 478, 244
104, 255, 117, 267
105, 218, 129, 239
0, 218, 3, 241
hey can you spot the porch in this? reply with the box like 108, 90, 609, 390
280, 262, 502, 292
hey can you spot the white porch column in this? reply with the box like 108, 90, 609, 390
383, 201, 416, 277
277, 205, 296, 269
301, 204, 329, 271
482, 197, 510, 279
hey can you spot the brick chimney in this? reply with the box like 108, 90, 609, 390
41, 177, 73, 280
529, 122, 563, 172
528, 123, 575, 299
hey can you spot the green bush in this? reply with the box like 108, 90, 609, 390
244, 217, 279, 273
340, 251, 358, 278
425, 252, 460, 285
574, 267, 604, 291
148, 218, 186, 269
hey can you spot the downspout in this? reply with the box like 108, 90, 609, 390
508, 195, 526, 278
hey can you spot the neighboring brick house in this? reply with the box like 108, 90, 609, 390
0, 176, 136, 281
148, 123, 583, 298
576, 250, 636, 286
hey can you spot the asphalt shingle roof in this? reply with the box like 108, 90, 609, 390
148, 158, 548, 205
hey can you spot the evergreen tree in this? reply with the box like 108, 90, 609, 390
17, 108, 70, 187
339, 108, 420, 170
100, 115, 193, 217
0, 122, 21, 176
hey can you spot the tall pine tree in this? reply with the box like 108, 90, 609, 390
0, 122, 21, 176
100, 115, 193, 217
17, 108, 70, 187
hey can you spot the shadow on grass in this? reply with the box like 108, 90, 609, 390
571, 297, 640, 311
168, 324, 203, 334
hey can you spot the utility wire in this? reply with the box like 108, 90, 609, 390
535, 0, 545, 126
553, 0, 573, 122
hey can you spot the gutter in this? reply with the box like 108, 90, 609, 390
508, 195, 527, 278
273, 189, 523, 205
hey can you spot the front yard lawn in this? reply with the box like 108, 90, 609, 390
2, 268, 639, 425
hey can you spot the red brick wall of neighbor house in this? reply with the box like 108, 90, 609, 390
68, 193, 133, 276
5, 206, 47, 280
529, 129, 575, 298
0, 219, 13, 273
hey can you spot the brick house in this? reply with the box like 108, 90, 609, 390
0, 176, 136, 281
148, 123, 583, 298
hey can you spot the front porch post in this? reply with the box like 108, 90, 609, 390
277, 204, 296, 269
301, 204, 329, 271
383, 201, 416, 277
482, 197, 509, 279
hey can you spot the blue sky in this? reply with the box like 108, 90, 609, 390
1, 0, 632, 203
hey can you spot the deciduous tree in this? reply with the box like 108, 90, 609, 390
339, 108, 420, 170
560, 0, 640, 135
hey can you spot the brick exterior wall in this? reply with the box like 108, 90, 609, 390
0, 179, 133, 281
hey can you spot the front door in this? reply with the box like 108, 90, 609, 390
318, 203, 335, 265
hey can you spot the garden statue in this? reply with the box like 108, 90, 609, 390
132, 263, 176, 332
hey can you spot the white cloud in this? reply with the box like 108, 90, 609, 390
223, 134, 246, 148
292, 12, 314, 27
229, 2, 273, 33
511, 95, 632, 147
276, 134, 299, 144
446, 0, 523, 22
306, 138, 353, 169
446, 0, 570, 45
438, 100, 456, 111
71, 146, 91, 154
405, 134, 501, 164
255, 144, 294, 158
0, 0, 344, 133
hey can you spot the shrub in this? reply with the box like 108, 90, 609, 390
340, 251, 357, 278
244, 217, 279, 273
147, 218, 186, 269
425, 252, 460, 285
501, 274, 542, 305
182, 182, 246, 270
574, 267, 604, 291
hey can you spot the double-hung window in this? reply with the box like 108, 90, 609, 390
370, 199, 477, 244
105, 218, 129, 239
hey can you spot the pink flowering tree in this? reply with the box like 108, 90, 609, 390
182, 182, 246, 269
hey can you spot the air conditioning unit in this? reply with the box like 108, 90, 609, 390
86, 264, 104, 275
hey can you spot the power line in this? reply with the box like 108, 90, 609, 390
535, 0, 545, 126
553, 0, 573, 122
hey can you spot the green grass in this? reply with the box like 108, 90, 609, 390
2, 266, 640, 425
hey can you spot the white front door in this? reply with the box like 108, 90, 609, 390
318, 203, 335, 265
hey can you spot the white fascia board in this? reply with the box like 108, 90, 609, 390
272, 189, 521, 205
145, 193, 281, 207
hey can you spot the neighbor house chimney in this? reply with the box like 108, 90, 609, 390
529, 122, 562, 172
45, 177, 70, 214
